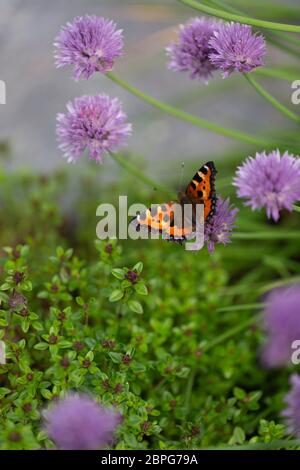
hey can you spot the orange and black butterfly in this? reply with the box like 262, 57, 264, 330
131, 161, 217, 244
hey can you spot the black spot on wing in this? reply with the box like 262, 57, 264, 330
193, 172, 203, 183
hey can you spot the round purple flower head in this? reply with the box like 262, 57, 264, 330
233, 150, 300, 222
282, 374, 300, 438
261, 285, 300, 368
54, 15, 124, 80
44, 394, 121, 450
166, 17, 221, 82
204, 197, 238, 253
209, 22, 266, 77
56, 94, 132, 163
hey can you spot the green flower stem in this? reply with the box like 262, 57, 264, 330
217, 303, 264, 313
203, 316, 255, 353
205, 439, 300, 450
206, 0, 300, 48
183, 369, 196, 416
255, 67, 300, 82
271, 30, 300, 48
178, 0, 300, 33
109, 152, 174, 198
260, 276, 300, 294
293, 205, 300, 213
106, 72, 270, 147
244, 74, 300, 124
266, 36, 300, 60
232, 232, 300, 240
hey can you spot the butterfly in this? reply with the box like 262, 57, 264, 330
131, 161, 217, 244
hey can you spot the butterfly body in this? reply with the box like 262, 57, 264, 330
132, 161, 217, 243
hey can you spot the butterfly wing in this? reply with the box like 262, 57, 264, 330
131, 161, 217, 244
185, 161, 217, 222
131, 202, 191, 243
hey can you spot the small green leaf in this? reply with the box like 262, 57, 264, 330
22, 280, 32, 291
134, 283, 148, 296
86, 351, 94, 361
32, 321, 43, 331
121, 280, 132, 289
58, 340, 73, 349
56, 246, 64, 257
131, 362, 146, 373
109, 290, 124, 302
108, 352, 122, 364
21, 318, 30, 333
112, 268, 125, 280
40, 389, 52, 400
234, 387, 246, 400
0, 283, 11, 291
34, 342, 48, 351
0, 387, 10, 399
230, 426, 245, 445
133, 262, 143, 274
128, 300, 143, 314
76, 296, 84, 306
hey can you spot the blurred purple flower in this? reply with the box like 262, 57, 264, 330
204, 197, 238, 253
56, 94, 132, 163
54, 15, 123, 80
166, 17, 221, 82
233, 150, 300, 222
261, 285, 300, 368
282, 374, 300, 437
209, 22, 266, 77
44, 394, 120, 450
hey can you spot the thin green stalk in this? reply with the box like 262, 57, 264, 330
259, 276, 300, 294
293, 205, 300, 213
203, 317, 255, 352
233, 232, 300, 240
178, 0, 300, 33
206, 0, 300, 47
255, 67, 300, 82
244, 74, 300, 124
184, 369, 196, 416
273, 30, 300, 48
217, 303, 264, 313
266, 35, 300, 59
109, 152, 174, 198
106, 72, 270, 147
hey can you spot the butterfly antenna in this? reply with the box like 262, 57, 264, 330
178, 161, 185, 191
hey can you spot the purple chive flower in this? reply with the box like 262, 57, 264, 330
233, 150, 300, 222
44, 394, 121, 450
166, 17, 221, 82
54, 15, 124, 80
261, 285, 300, 368
209, 22, 266, 77
282, 374, 300, 438
56, 94, 132, 163
204, 197, 238, 253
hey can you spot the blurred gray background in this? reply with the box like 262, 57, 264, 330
0, 0, 298, 178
